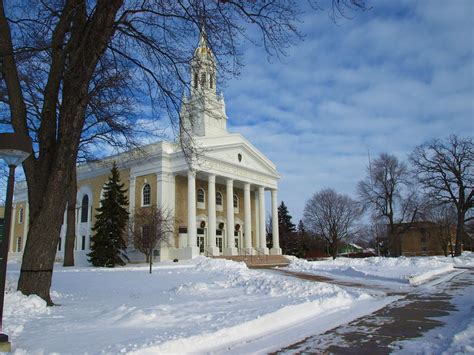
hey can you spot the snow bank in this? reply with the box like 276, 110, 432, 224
4, 256, 380, 354
452, 251, 474, 268
3, 278, 49, 337
287, 256, 455, 287
130, 258, 372, 354
443, 318, 474, 354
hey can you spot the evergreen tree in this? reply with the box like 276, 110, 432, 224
297, 219, 306, 236
88, 162, 129, 267
278, 202, 296, 234
278, 202, 298, 255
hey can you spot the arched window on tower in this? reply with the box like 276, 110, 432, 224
194, 72, 198, 89
142, 184, 151, 206
81, 195, 89, 223
201, 72, 206, 87
210, 74, 213, 89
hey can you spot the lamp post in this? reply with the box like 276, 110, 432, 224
0, 133, 32, 352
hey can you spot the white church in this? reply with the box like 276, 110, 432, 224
9, 31, 282, 263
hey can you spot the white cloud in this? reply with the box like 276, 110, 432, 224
225, 0, 474, 221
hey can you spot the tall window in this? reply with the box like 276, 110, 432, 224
197, 188, 205, 203
143, 184, 151, 206
216, 192, 223, 206
194, 73, 198, 89
233, 195, 239, 209
17, 236, 22, 252
57, 238, 61, 252
210, 74, 214, 89
82, 235, 86, 250
81, 195, 89, 223
201, 72, 206, 87
18, 207, 24, 224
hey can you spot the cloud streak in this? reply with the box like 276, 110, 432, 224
224, 0, 474, 221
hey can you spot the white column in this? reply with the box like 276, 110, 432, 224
168, 174, 176, 248
206, 175, 219, 255
156, 172, 176, 258
187, 171, 197, 247
224, 178, 237, 256
182, 170, 199, 259
258, 187, 269, 254
270, 189, 282, 255
128, 176, 136, 249
9, 204, 16, 253
23, 202, 29, 247
243, 183, 253, 254
254, 191, 260, 250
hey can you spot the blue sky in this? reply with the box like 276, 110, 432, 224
1, 1, 472, 223
222, 0, 473, 222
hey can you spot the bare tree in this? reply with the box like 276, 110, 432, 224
421, 202, 456, 257
303, 188, 361, 259
0, 0, 367, 304
358, 153, 419, 254
130, 205, 173, 274
410, 135, 474, 256
0, 0, 294, 304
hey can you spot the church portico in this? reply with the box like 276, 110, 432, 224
169, 165, 279, 259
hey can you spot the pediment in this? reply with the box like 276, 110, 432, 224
194, 134, 279, 179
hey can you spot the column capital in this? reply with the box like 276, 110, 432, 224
258, 186, 265, 194
244, 182, 251, 191
226, 178, 233, 185
208, 174, 216, 183
188, 170, 196, 178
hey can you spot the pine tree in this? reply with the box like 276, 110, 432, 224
278, 201, 296, 235
297, 219, 306, 236
88, 162, 129, 267
278, 201, 297, 255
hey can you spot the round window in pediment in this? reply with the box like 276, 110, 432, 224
238, 153, 242, 163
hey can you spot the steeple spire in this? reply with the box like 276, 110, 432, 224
180, 28, 228, 138
191, 25, 216, 96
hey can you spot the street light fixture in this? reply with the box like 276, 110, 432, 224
0, 132, 32, 352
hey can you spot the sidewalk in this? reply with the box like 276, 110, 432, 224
274, 269, 473, 354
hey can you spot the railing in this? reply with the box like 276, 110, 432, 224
236, 247, 269, 265
253, 248, 269, 264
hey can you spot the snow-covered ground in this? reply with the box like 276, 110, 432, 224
392, 269, 474, 354
4, 253, 472, 354
4, 256, 394, 354
284, 253, 474, 354
286, 253, 474, 291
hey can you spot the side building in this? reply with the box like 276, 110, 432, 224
8, 31, 282, 264
387, 222, 456, 257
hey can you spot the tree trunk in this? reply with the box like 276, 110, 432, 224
18, 162, 73, 305
11, 0, 124, 304
63, 165, 77, 267
149, 249, 153, 274
455, 212, 464, 256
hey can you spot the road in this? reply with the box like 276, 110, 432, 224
271, 268, 474, 354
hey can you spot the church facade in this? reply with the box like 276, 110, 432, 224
8, 31, 282, 263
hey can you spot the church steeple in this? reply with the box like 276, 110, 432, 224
180, 27, 227, 138
191, 26, 217, 97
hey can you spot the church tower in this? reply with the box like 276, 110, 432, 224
181, 28, 228, 137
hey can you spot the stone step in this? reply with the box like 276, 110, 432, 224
214, 255, 290, 268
